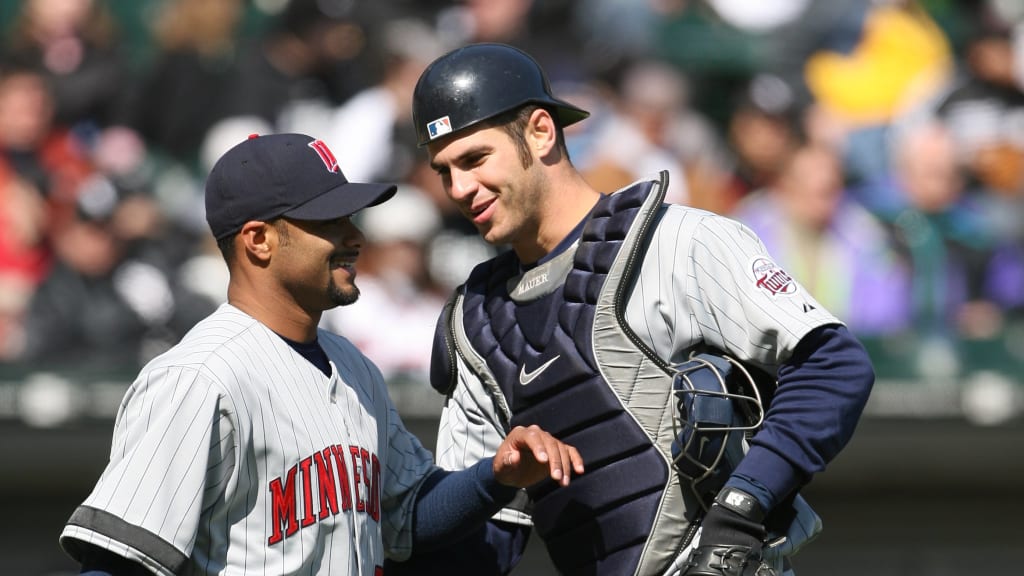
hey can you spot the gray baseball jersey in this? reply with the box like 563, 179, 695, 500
60, 303, 437, 575
436, 199, 840, 527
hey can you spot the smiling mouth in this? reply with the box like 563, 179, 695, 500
469, 199, 495, 224
330, 254, 358, 271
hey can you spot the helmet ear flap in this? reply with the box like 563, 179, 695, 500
671, 353, 767, 509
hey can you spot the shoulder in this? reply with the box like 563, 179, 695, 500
146, 304, 255, 363
139, 304, 277, 391
318, 329, 368, 364
318, 329, 388, 395
652, 204, 759, 247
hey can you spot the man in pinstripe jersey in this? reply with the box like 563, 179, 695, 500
58, 133, 583, 576
387, 44, 875, 576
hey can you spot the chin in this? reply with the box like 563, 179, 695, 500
329, 282, 360, 307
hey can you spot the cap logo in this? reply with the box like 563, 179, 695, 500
427, 116, 452, 140
308, 139, 339, 173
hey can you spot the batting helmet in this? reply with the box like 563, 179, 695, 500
411, 43, 590, 146
671, 353, 769, 510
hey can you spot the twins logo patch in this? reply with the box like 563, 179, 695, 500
427, 116, 452, 140
751, 257, 797, 296
308, 139, 339, 173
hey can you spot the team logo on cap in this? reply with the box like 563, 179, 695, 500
427, 116, 452, 140
750, 257, 797, 296
308, 139, 339, 173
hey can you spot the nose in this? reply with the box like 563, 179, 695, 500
447, 167, 477, 201
339, 218, 365, 247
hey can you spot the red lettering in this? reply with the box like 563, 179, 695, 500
299, 456, 316, 528
315, 448, 338, 520
268, 466, 299, 545
350, 446, 365, 513
369, 454, 381, 522
269, 444, 382, 545
332, 445, 352, 511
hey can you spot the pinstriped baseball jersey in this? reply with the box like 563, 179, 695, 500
60, 303, 437, 575
435, 179, 840, 526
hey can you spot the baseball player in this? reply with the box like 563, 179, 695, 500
58, 133, 584, 576
384, 44, 875, 576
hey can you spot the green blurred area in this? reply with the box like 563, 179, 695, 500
0, 0, 273, 70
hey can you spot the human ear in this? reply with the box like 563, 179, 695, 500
528, 108, 557, 156
239, 221, 273, 263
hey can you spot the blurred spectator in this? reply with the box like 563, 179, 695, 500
2, 0, 132, 130
804, 0, 955, 184
223, 0, 378, 135
7, 176, 218, 369
884, 121, 1024, 338
652, 0, 767, 129
582, 57, 726, 205
435, 0, 573, 67
929, 4, 1024, 231
322, 17, 445, 184
0, 0, 1017, 393
0, 165, 48, 358
731, 144, 911, 336
128, 0, 246, 167
570, 0, 659, 75
0, 62, 90, 358
0, 63, 94, 226
720, 73, 803, 213
320, 185, 447, 386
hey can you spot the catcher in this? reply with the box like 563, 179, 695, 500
385, 43, 875, 576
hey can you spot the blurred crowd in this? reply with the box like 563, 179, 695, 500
1, 0, 1022, 387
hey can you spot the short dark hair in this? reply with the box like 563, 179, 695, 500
215, 219, 291, 267
481, 105, 571, 168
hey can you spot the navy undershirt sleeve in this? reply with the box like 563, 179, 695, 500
77, 543, 150, 575
727, 324, 875, 512
384, 458, 530, 574
384, 520, 529, 575
411, 457, 519, 548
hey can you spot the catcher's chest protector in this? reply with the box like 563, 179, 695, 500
455, 174, 700, 576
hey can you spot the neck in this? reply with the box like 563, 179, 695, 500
228, 284, 320, 343
516, 169, 601, 264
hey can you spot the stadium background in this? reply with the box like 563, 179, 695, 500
1, 1, 1022, 574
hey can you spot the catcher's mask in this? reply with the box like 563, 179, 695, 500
671, 353, 768, 509
411, 42, 589, 147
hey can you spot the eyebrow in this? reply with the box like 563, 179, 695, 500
429, 143, 491, 173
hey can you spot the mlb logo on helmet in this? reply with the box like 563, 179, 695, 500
427, 116, 452, 140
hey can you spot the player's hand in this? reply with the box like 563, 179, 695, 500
493, 424, 584, 488
682, 488, 771, 576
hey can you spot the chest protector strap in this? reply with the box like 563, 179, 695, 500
439, 172, 700, 575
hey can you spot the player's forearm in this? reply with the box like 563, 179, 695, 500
729, 324, 875, 511
411, 458, 519, 550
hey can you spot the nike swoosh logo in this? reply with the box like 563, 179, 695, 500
519, 355, 561, 386
697, 435, 711, 459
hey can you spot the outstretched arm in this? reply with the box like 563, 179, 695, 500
409, 425, 583, 549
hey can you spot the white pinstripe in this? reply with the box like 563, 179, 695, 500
61, 303, 437, 575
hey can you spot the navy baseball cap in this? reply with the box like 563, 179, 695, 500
205, 133, 397, 240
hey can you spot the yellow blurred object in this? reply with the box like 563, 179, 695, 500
805, 5, 954, 125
